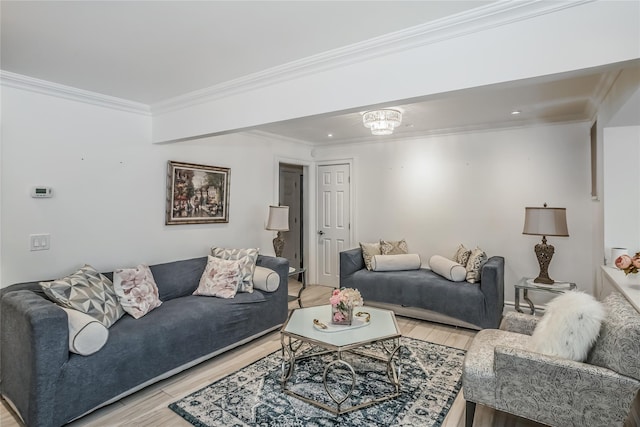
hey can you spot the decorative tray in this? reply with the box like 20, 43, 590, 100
312, 312, 371, 333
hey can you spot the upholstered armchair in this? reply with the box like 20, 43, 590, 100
463, 292, 640, 427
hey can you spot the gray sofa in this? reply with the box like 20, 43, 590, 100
340, 248, 504, 330
0, 255, 288, 427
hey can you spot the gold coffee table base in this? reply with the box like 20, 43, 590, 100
280, 306, 404, 415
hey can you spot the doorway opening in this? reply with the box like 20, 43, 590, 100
279, 163, 304, 270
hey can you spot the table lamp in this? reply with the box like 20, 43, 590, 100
522, 203, 569, 284
266, 205, 289, 257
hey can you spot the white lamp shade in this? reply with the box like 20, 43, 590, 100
522, 206, 569, 237
266, 205, 289, 231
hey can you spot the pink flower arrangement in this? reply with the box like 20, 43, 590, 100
615, 252, 640, 275
330, 287, 363, 323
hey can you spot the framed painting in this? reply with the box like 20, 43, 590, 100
165, 161, 230, 225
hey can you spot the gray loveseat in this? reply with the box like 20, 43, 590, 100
340, 248, 504, 330
1, 255, 288, 427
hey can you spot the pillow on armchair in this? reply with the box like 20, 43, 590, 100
528, 291, 604, 362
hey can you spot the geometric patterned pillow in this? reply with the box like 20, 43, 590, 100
380, 239, 409, 255
211, 247, 259, 293
360, 242, 381, 270
113, 265, 162, 319
40, 264, 125, 328
193, 256, 241, 299
465, 247, 488, 283
453, 243, 472, 267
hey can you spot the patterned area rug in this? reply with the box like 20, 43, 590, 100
169, 337, 465, 427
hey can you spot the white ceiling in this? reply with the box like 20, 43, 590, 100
2, 1, 638, 145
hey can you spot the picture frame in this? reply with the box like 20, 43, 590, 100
165, 161, 230, 225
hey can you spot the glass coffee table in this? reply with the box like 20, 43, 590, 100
280, 305, 404, 415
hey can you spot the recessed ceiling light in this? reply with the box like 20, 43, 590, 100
511, 110, 521, 115
327, 133, 333, 138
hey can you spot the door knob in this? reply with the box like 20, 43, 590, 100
318, 230, 325, 235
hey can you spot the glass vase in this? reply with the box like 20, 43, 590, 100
331, 304, 353, 325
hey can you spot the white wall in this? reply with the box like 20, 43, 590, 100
0, 86, 311, 286
603, 126, 640, 260
312, 123, 593, 307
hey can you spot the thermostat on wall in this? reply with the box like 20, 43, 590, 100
31, 186, 53, 198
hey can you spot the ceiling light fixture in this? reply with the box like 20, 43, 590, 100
511, 110, 521, 115
362, 109, 402, 136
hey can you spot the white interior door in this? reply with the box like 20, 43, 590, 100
316, 163, 351, 287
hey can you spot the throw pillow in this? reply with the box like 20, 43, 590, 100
370, 254, 421, 271
211, 247, 259, 293
194, 256, 241, 298
528, 291, 605, 362
113, 265, 162, 319
380, 239, 409, 255
453, 244, 472, 267
465, 247, 488, 283
360, 242, 381, 270
61, 307, 109, 356
252, 266, 280, 292
40, 264, 125, 328
429, 255, 466, 282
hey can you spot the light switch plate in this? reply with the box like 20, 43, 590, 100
30, 234, 50, 251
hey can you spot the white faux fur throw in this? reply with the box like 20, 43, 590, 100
528, 291, 605, 362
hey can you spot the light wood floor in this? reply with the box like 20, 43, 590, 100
1, 280, 630, 427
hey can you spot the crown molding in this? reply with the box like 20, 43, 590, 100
0, 71, 151, 116
151, 0, 595, 114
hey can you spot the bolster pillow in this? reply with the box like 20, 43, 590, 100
61, 307, 109, 356
429, 255, 467, 282
371, 254, 421, 271
252, 266, 280, 292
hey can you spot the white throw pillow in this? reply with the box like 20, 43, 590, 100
194, 256, 241, 298
252, 266, 280, 292
61, 307, 109, 356
211, 247, 259, 293
370, 254, 421, 271
113, 264, 162, 319
429, 255, 466, 282
528, 291, 605, 362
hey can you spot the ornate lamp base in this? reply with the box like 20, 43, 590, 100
273, 231, 285, 258
533, 236, 555, 284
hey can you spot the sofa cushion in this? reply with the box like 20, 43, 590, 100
211, 248, 258, 293
380, 239, 408, 255
252, 266, 280, 292
193, 256, 241, 298
371, 254, 421, 271
61, 307, 109, 355
466, 247, 488, 283
587, 292, 640, 380
453, 244, 471, 266
429, 255, 466, 282
113, 265, 162, 319
360, 242, 381, 270
528, 291, 604, 361
149, 257, 207, 301
40, 264, 125, 328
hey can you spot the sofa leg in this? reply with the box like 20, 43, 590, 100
465, 400, 476, 427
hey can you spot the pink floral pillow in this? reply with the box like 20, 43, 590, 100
193, 256, 241, 299
113, 265, 162, 319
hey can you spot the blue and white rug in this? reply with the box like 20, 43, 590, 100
169, 337, 465, 427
